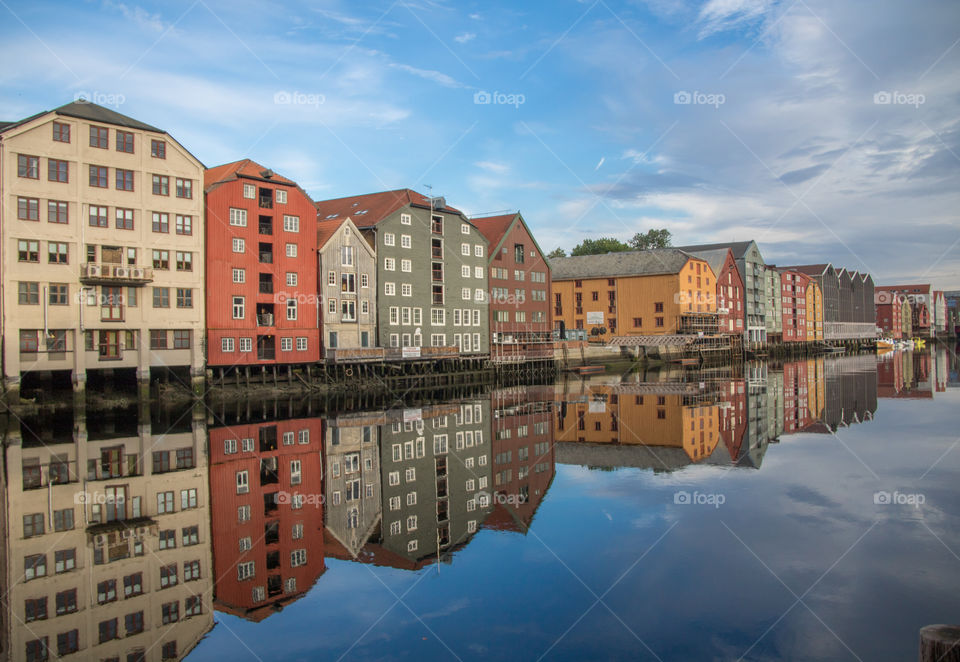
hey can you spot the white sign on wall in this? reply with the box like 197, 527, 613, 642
586, 311, 604, 325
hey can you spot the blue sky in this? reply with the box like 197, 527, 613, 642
2, 0, 958, 288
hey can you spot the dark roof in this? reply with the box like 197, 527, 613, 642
674, 240, 757, 260
314, 189, 464, 229
781, 264, 832, 277
680, 247, 732, 278
55, 100, 163, 132
0, 121, 14, 131
550, 249, 693, 280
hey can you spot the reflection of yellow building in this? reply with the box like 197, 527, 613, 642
3, 405, 213, 661
806, 281, 824, 341
806, 357, 826, 421
556, 385, 719, 462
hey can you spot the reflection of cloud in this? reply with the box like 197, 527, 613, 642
420, 597, 470, 620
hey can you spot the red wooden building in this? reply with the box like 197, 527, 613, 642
205, 160, 320, 367
780, 269, 810, 342
678, 247, 745, 336
471, 212, 553, 362
208, 418, 325, 620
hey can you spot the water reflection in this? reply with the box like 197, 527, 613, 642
1, 349, 954, 660
1, 402, 213, 661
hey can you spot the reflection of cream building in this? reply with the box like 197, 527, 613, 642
2, 403, 213, 660
323, 414, 381, 558
0, 100, 205, 395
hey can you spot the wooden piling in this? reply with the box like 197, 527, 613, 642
920, 625, 960, 662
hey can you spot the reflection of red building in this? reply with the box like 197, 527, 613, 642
205, 160, 321, 367
209, 418, 325, 620
783, 361, 812, 432
878, 352, 934, 399
487, 386, 556, 533
780, 270, 809, 343
717, 379, 747, 460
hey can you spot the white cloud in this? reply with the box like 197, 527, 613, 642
697, 0, 774, 37
454, 32, 476, 44
388, 63, 465, 88
475, 160, 510, 174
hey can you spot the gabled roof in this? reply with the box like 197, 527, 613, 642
314, 188, 464, 229
1, 100, 164, 135
780, 264, 832, 277
316, 218, 345, 249
550, 249, 696, 280
470, 213, 515, 249
876, 284, 932, 294
471, 211, 550, 269
679, 247, 735, 279
674, 240, 758, 260
205, 159, 298, 191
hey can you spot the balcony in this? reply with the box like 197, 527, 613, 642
259, 242, 273, 264
259, 273, 274, 295
80, 263, 153, 286
259, 216, 273, 235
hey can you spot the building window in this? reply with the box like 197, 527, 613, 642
232, 296, 245, 319
176, 288, 193, 308
18, 240, 39, 262
116, 168, 134, 190
152, 174, 169, 195
283, 214, 299, 232
152, 212, 169, 233
286, 242, 297, 258
53, 121, 70, 142
90, 125, 109, 148
48, 158, 68, 182
115, 208, 134, 230
150, 329, 168, 349
17, 196, 40, 220
232, 237, 245, 253
173, 330, 191, 349
19, 282, 40, 305
116, 129, 134, 153
151, 139, 166, 158
176, 214, 193, 235
229, 208, 247, 226
89, 164, 108, 187
175, 177, 193, 198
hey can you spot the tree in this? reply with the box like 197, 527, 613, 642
629, 228, 672, 250
570, 237, 632, 256
547, 247, 567, 259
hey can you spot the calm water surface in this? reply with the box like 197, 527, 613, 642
4, 348, 958, 661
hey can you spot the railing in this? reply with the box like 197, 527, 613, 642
326, 347, 386, 362
383, 345, 460, 360
259, 197, 273, 209
259, 281, 274, 294
259, 223, 273, 235
259, 252, 273, 264
257, 314, 274, 327
81, 263, 153, 284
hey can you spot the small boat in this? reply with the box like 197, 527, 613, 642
876, 339, 895, 351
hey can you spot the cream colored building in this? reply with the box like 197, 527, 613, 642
2, 404, 213, 660
323, 413, 382, 557
0, 100, 205, 394
316, 217, 378, 359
